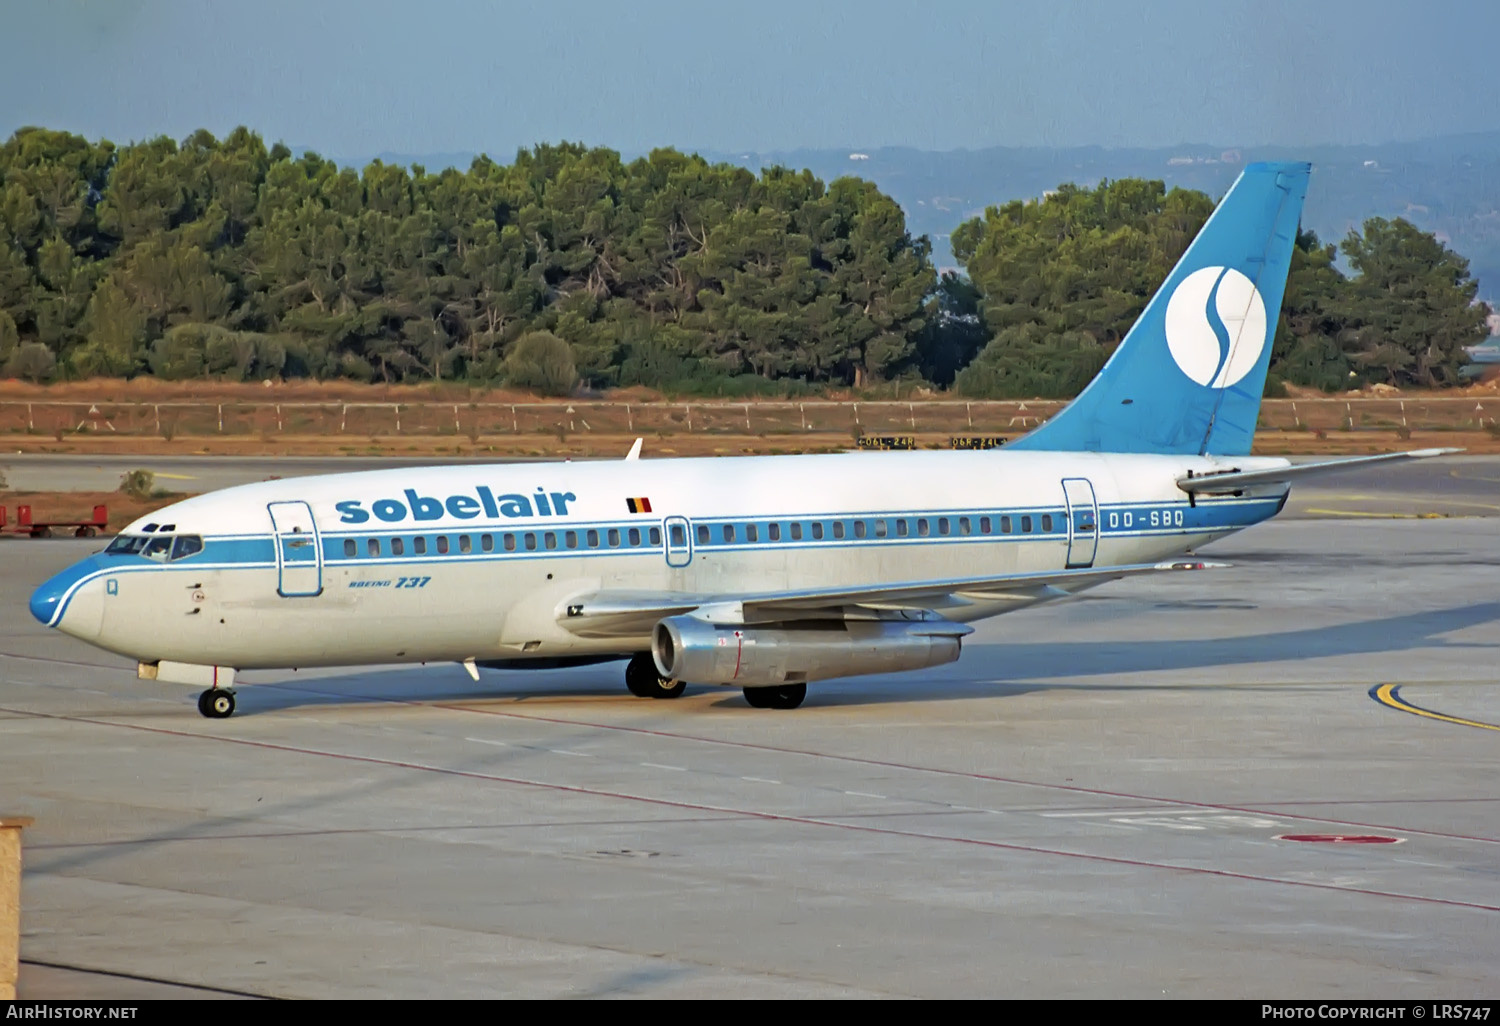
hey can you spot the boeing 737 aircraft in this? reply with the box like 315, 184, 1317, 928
29, 161, 1456, 716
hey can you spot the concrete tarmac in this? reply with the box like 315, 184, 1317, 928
2, 511, 1498, 996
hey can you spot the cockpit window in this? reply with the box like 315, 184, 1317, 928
106, 532, 204, 561
170, 535, 204, 560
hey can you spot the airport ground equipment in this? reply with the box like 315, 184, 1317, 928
1, 503, 108, 538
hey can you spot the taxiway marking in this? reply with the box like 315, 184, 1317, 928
1371, 683, 1500, 733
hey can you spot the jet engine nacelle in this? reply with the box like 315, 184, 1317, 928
652, 615, 969, 686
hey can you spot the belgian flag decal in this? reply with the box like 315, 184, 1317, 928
625, 497, 653, 514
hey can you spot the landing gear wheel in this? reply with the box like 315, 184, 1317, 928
197, 689, 236, 719
625, 652, 686, 699
743, 683, 806, 710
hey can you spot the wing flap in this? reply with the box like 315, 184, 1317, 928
557, 561, 1225, 638
1177, 448, 1461, 494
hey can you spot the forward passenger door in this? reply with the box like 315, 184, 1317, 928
267, 501, 324, 597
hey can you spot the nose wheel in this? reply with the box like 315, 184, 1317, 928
197, 688, 236, 718
625, 652, 686, 699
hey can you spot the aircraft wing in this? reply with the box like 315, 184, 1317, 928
1177, 448, 1462, 495
557, 560, 1224, 639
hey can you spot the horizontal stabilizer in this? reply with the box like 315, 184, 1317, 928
1177, 448, 1462, 494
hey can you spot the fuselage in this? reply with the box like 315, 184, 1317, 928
30, 448, 1289, 671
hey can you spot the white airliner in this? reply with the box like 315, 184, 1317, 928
29, 162, 1456, 716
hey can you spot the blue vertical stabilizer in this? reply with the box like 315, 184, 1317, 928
1008, 162, 1310, 456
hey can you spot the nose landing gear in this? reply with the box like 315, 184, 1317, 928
197, 688, 236, 718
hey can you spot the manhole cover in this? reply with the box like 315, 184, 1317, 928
1275, 833, 1404, 844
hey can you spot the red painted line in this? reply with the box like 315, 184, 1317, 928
27, 807, 970, 853
1248, 798, 1500, 806
3, 703, 1497, 916
0, 651, 126, 671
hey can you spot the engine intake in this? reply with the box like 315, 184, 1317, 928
652, 615, 969, 686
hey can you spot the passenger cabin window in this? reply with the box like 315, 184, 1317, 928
917, 519, 930, 537
959, 517, 971, 535
391, 537, 404, 556
1041, 514, 1053, 532
1001, 516, 1012, 534
1021, 515, 1033, 533
790, 523, 802, 541
413, 537, 427, 555
482, 534, 494, 552
746, 524, 758, 543
811, 522, 824, 540
854, 521, 867, 539
367, 538, 381, 557
768, 523, 781, 542
670, 524, 686, 546
649, 526, 661, 546
723, 525, 736, 544
586, 530, 599, 548
504, 534, 516, 551
831, 522, 844, 540
343, 539, 357, 558
697, 524, 710, 545
564, 531, 577, 549
938, 518, 950, 536
524, 533, 537, 551
628, 528, 641, 546
543, 533, 556, 550
980, 517, 991, 534
437, 536, 450, 554
608, 529, 621, 547
459, 535, 472, 554
896, 520, 909, 537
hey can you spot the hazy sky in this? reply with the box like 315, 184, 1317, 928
3, 0, 1496, 158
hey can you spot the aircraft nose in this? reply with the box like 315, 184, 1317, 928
30, 557, 104, 630
29, 576, 65, 626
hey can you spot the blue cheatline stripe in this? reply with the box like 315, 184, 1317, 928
43, 496, 1280, 624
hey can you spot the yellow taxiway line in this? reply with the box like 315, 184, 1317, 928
1370, 683, 1500, 733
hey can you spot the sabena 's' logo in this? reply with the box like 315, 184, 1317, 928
1163, 266, 1268, 388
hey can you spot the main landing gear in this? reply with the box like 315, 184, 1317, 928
743, 683, 807, 710
197, 688, 236, 719
625, 652, 686, 699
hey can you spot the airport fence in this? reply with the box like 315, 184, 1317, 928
0, 397, 1493, 440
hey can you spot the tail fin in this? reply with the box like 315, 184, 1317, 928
1008, 161, 1310, 456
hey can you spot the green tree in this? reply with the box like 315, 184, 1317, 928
1338, 217, 1490, 387
503, 330, 577, 396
